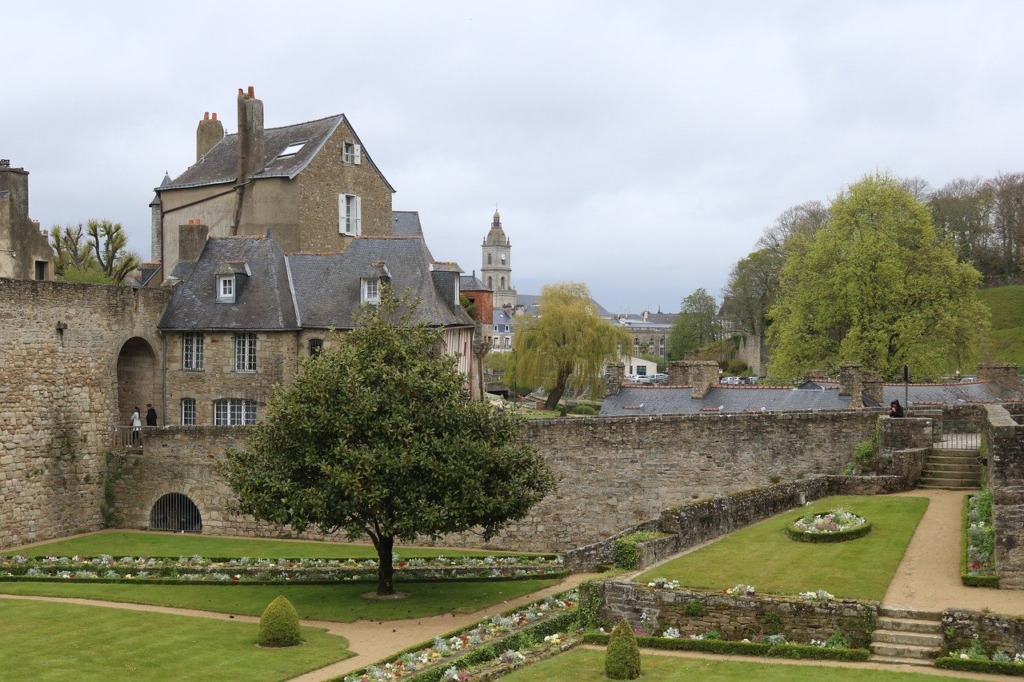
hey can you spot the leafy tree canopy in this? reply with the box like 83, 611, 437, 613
668, 288, 719, 360
507, 282, 629, 410
50, 219, 141, 284
223, 291, 555, 595
767, 173, 990, 381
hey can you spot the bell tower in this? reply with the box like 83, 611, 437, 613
481, 210, 516, 309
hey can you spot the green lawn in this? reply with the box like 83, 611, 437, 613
635, 495, 929, 601
0, 578, 560, 622
2, 530, 527, 559
0, 598, 350, 681
503, 648, 972, 681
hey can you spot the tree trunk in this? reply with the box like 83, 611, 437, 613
544, 369, 570, 411
374, 535, 395, 595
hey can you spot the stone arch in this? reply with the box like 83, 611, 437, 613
149, 492, 203, 532
116, 336, 157, 424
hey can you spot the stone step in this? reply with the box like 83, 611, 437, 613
926, 453, 981, 462
869, 654, 937, 667
918, 482, 980, 490
875, 616, 943, 635
918, 473, 980, 485
873, 629, 944, 647
922, 464, 981, 475
878, 606, 943, 621
870, 641, 942, 660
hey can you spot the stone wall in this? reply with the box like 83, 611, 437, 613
0, 279, 171, 548
943, 609, 1024, 655
106, 410, 880, 552
592, 581, 876, 648
983, 404, 1024, 588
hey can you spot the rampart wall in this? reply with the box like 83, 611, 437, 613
107, 410, 880, 552
0, 279, 171, 548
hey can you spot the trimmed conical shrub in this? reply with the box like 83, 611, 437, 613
258, 595, 302, 647
605, 619, 641, 679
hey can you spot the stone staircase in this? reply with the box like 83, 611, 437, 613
919, 446, 982, 490
870, 607, 944, 665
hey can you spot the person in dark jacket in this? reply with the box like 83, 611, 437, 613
889, 400, 905, 418
146, 404, 158, 426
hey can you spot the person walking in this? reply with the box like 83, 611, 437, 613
130, 406, 142, 445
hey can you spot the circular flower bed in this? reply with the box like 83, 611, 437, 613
786, 509, 871, 543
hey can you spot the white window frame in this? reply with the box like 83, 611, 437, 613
214, 399, 257, 426
182, 332, 204, 370
339, 193, 362, 235
361, 278, 380, 305
181, 398, 196, 425
234, 333, 257, 372
504, 336, 511, 349
492, 336, 499, 349
217, 275, 235, 303
342, 142, 361, 164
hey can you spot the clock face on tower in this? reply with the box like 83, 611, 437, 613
500, 254, 506, 263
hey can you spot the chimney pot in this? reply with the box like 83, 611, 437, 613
238, 88, 244, 97
248, 85, 255, 98
212, 112, 217, 121
0, 159, 9, 168
204, 111, 209, 120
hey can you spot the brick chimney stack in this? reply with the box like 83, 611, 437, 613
236, 86, 265, 185
196, 111, 224, 162
178, 219, 209, 263
605, 362, 625, 397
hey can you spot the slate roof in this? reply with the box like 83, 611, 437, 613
288, 238, 473, 330
159, 236, 298, 331
599, 379, 1020, 417
515, 294, 613, 318
493, 307, 515, 327
159, 114, 394, 192
461, 273, 488, 291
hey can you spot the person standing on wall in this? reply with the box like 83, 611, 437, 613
130, 406, 142, 445
146, 404, 157, 427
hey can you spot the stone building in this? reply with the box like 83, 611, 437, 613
159, 229, 475, 426
151, 86, 395, 280
480, 210, 515, 309
0, 160, 54, 280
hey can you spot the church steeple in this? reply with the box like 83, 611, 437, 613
481, 209, 516, 308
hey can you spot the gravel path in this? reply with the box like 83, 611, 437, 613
883, 488, 1024, 615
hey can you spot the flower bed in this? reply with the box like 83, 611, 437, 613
936, 635, 1024, 676
337, 590, 579, 681
583, 630, 869, 661
0, 554, 566, 585
786, 509, 871, 543
962, 492, 998, 587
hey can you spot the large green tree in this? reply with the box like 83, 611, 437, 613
668, 288, 719, 360
507, 282, 629, 410
223, 292, 555, 596
50, 219, 140, 284
767, 174, 989, 381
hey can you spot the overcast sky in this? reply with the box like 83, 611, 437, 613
6, 1, 1023, 313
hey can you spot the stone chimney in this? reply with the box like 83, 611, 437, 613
667, 361, 719, 399
178, 219, 209, 263
862, 371, 883, 406
605, 362, 625, 397
236, 86, 265, 185
977, 363, 1020, 393
838, 362, 860, 397
197, 111, 224, 161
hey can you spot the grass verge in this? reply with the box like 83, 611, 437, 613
0, 598, 349, 681
0, 578, 560, 622
634, 495, 928, 601
501, 647, 969, 681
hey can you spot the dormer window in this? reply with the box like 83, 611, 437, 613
361, 277, 380, 305
217, 275, 235, 303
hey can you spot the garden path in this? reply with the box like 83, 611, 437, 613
883, 488, 1024, 614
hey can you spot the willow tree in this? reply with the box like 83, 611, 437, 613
223, 292, 555, 596
508, 282, 629, 410
767, 173, 990, 381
